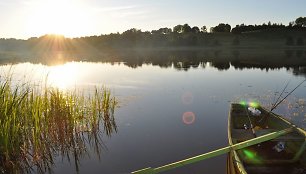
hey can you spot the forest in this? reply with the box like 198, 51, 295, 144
0, 17, 305, 63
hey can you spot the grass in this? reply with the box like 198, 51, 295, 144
0, 74, 117, 173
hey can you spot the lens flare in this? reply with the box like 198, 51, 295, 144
182, 112, 195, 125
239, 100, 247, 106
243, 150, 255, 159
243, 149, 262, 164
239, 100, 260, 108
249, 101, 259, 108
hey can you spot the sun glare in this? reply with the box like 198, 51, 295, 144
25, 0, 94, 37
48, 63, 79, 89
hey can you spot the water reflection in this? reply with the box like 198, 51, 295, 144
48, 63, 79, 89
1, 49, 306, 77
0, 56, 305, 173
181, 92, 194, 105
292, 67, 306, 76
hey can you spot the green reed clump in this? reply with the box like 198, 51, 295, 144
0, 76, 117, 173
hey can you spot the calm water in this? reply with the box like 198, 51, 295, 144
1, 61, 306, 174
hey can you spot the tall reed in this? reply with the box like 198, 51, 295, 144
0, 75, 117, 173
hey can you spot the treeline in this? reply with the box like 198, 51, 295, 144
0, 17, 306, 55
231, 17, 306, 34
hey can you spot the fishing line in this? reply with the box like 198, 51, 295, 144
259, 78, 306, 123
271, 79, 290, 111
271, 78, 306, 112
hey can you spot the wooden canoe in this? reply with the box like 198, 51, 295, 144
227, 103, 306, 174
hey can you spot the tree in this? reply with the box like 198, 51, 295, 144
182, 24, 192, 33
297, 37, 304, 46
211, 23, 231, 33
173, 24, 193, 33
152, 27, 172, 34
201, 26, 207, 33
286, 36, 294, 46
151, 30, 160, 34
162, 28, 172, 34
232, 37, 240, 45
191, 26, 200, 33
295, 17, 306, 27
213, 40, 221, 46
173, 25, 183, 33
123, 28, 141, 34
210, 27, 214, 33
268, 21, 271, 26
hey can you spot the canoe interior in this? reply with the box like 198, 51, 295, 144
228, 103, 306, 174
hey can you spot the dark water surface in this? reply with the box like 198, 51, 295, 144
1, 61, 305, 174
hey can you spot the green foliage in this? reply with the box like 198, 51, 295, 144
201, 26, 207, 33
182, 24, 192, 33
0, 16, 306, 57
173, 24, 197, 33
123, 28, 142, 35
211, 23, 231, 33
296, 37, 304, 46
151, 28, 172, 34
232, 37, 240, 45
286, 36, 295, 46
173, 25, 184, 33
295, 17, 306, 27
296, 50, 304, 57
191, 26, 200, 33
213, 40, 221, 46
0, 75, 117, 173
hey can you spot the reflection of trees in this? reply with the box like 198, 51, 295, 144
296, 50, 304, 57
112, 50, 306, 73
285, 50, 294, 58
210, 61, 230, 70
291, 67, 306, 77
1, 49, 306, 76
173, 61, 200, 71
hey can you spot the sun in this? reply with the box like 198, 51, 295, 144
25, 0, 94, 38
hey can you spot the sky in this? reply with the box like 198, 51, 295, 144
0, 0, 305, 39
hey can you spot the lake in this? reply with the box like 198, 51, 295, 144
1, 59, 306, 174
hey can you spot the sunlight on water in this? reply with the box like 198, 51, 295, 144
0, 62, 79, 89
48, 62, 79, 89
0, 62, 156, 90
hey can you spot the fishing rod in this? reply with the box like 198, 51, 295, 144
271, 80, 291, 111
270, 78, 306, 112
259, 78, 306, 123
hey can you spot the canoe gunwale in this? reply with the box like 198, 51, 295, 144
228, 104, 248, 174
